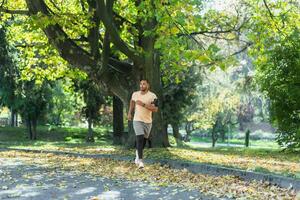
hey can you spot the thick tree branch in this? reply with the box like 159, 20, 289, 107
113, 11, 136, 27
14, 42, 47, 48
113, 11, 138, 36
25, 0, 97, 70
72, 36, 89, 42
0, 7, 29, 15
99, 28, 111, 76
25, 0, 132, 74
96, 0, 142, 63
108, 57, 132, 74
87, 0, 101, 58
21, 0, 132, 103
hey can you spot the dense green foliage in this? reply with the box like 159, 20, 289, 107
0, 26, 19, 114
247, 0, 300, 150
256, 32, 300, 150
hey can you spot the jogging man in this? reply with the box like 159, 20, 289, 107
127, 79, 158, 168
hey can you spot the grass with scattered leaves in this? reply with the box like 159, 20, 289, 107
0, 126, 299, 178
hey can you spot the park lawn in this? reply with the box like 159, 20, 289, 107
190, 136, 280, 149
0, 126, 299, 178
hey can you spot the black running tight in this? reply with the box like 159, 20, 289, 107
136, 135, 146, 159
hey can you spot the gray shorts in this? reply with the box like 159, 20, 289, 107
133, 121, 152, 138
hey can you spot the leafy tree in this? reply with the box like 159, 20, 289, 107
185, 66, 242, 147
236, 75, 255, 131
75, 79, 105, 142
47, 78, 85, 126
0, 25, 19, 126
255, 33, 300, 150
162, 67, 200, 145
0, 23, 53, 139
18, 80, 52, 140
205, 89, 239, 147
246, 0, 300, 150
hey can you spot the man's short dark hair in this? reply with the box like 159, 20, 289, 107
140, 79, 150, 84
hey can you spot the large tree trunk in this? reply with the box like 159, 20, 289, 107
31, 117, 37, 140
151, 113, 170, 147
125, 120, 135, 148
26, 116, 32, 140
184, 122, 193, 142
55, 111, 62, 126
15, 113, 18, 127
113, 95, 124, 145
10, 108, 15, 127
220, 128, 226, 142
86, 111, 95, 143
140, 18, 170, 147
123, 61, 170, 148
144, 56, 170, 147
212, 130, 217, 148
212, 122, 218, 148
245, 129, 250, 147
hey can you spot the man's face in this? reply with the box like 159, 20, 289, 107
140, 80, 149, 92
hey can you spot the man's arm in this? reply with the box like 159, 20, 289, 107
127, 100, 135, 120
145, 103, 158, 112
136, 100, 158, 112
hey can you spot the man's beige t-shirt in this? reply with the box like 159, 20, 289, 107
131, 91, 157, 123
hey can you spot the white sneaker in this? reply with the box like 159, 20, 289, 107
138, 160, 144, 169
135, 158, 139, 165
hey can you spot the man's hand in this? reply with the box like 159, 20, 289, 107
127, 113, 133, 121
135, 100, 145, 107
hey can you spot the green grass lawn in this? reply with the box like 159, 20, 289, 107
190, 136, 279, 149
0, 125, 116, 149
0, 126, 299, 178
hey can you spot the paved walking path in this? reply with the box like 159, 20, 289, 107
0, 157, 218, 200
1, 148, 299, 192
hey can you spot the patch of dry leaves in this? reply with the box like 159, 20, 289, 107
13, 146, 299, 177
